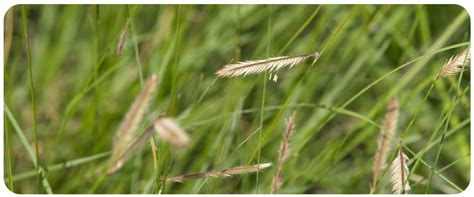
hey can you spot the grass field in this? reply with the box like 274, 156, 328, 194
3, 4, 471, 194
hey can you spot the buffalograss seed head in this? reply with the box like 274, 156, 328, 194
167, 163, 273, 182
153, 117, 190, 147
271, 111, 296, 194
215, 52, 319, 78
371, 97, 399, 193
116, 19, 131, 56
439, 47, 470, 78
390, 141, 411, 194
108, 74, 158, 174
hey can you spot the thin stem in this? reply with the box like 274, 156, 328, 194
256, 5, 271, 194
278, 5, 320, 55
4, 104, 53, 193
128, 6, 147, 194
403, 145, 463, 192
152, 136, 160, 194
167, 5, 182, 116
4, 113, 14, 190
8, 152, 110, 182
401, 79, 437, 138
89, 171, 108, 193
398, 141, 407, 194
425, 45, 470, 193
21, 5, 40, 192
129, 6, 145, 85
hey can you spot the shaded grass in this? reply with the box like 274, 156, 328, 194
4, 112, 14, 191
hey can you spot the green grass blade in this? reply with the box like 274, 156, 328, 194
4, 112, 14, 191
21, 5, 41, 192
7, 152, 110, 182
5, 104, 53, 193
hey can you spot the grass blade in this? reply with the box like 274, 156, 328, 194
21, 5, 41, 192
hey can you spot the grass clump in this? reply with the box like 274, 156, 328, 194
3, 4, 470, 194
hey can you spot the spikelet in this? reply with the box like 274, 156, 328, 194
153, 117, 190, 147
109, 74, 158, 173
438, 47, 470, 78
116, 19, 131, 56
271, 112, 296, 194
108, 126, 155, 174
370, 97, 399, 193
390, 143, 411, 194
167, 163, 272, 182
215, 52, 320, 78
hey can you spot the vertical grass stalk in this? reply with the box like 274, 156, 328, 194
4, 114, 14, 191
128, 5, 145, 85
21, 5, 41, 193
425, 46, 470, 193
256, 4, 272, 194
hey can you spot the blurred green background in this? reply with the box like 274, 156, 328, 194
3, 4, 470, 194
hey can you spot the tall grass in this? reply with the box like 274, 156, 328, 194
20, 5, 40, 193
3, 5, 470, 194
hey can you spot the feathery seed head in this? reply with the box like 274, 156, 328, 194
166, 163, 272, 182
223, 163, 273, 175
116, 19, 131, 56
111, 74, 158, 159
371, 97, 399, 193
390, 151, 410, 194
439, 47, 470, 78
216, 52, 319, 78
272, 112, 296, 194
153, 117, 190, 147
108, 74, 158, 174
390, 143, 411, 194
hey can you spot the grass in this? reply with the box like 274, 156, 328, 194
20, 5, 40, 193
3, 4, 470, 194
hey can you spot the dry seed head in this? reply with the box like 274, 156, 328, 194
390, 144, 411, 194
223, 162, 273, 175
280, 111, 296, 162
271, 112, 296, 194
439, 47, 470, 78
108, 123, 156, 175
110, 74, 158, 170
116, 19, 131, 56
371, 97, 399, 193
167, 163, 272, 182
216, 52, 319, 78
153, 117, 190, 147
111, 74, 158, 159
